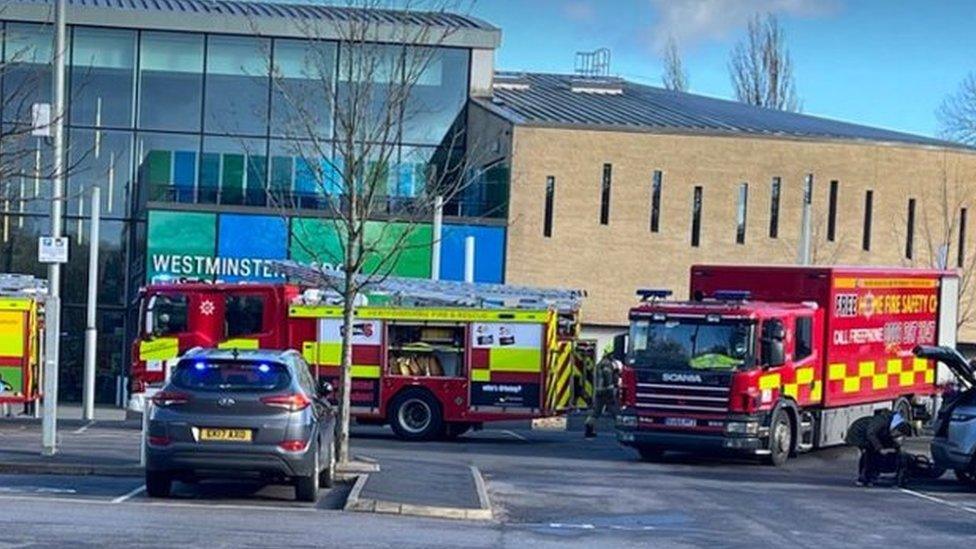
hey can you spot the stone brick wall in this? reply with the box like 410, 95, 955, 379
503, 126, 976, 339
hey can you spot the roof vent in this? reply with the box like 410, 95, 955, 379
570, 76, 623, 95
493, 71, 530, 91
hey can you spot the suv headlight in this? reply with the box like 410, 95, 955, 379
616, 414, 638, 427
725, 421, 759, 436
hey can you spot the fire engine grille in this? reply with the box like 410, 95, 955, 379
635, 383, 731, 413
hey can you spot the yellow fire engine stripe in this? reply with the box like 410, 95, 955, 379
925, 370, 935, 384
489, 348, 542, 372
913, 358, 929, 372
886, 359, 903, 374
351, 365, 381, 379
0, 298, 31, 311
796, 367, 814, 385
811, 381, 823, 402
289, 305, 548, 323
828, 363, 847, 380
833, 277, 939, 289
783, 384, 798, 399
139, 337, 179, 361
759, 374, 780, 390
899, 371, 916, 386
843, 377, 861, 393
858, 361, 875, 377
471, 369, 491, 382
872, 373, 889, 390
0, 311, 25, 357
217, 338, 259, 350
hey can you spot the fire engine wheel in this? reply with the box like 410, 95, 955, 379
766, 409, 793, 467
390, 390, 443, 441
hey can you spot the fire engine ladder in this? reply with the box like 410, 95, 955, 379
271, 260, 585, 312
272, 260, 584, 414
0, 274, 48, 299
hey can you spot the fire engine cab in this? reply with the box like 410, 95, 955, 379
130, 262, 585, 440
615, 265, 958, 465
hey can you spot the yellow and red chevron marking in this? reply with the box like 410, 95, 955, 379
827, 357, 934, 394
757, 366, 822, 406
544, 312, 574, 411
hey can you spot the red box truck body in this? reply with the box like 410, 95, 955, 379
615, 265, 958, 464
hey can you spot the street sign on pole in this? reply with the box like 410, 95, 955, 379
42, 0, 67, 457
38, 236, 69, 264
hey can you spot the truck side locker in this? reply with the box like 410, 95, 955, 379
936, 275, 960, 385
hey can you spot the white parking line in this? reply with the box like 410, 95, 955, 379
898, 488, 976, 515
501, 430, 528, 442
112, 485, 146, 504
73, 421, 96, 434
0, 492, 325, 513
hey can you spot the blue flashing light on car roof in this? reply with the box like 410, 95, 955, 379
194, 362, 206, 371
713, 290, 751, 301
258, 364, 271, 373
637, 288, 673, 301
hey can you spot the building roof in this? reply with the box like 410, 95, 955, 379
476, 72, 968, 150
2, 0, 501, 49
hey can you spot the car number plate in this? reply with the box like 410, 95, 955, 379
664, 417, 696, 428
199, 428, 252, 442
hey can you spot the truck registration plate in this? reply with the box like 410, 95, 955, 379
664, 417, 696, 428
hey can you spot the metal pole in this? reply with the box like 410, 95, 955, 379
82, 188, 100, 421
797, 173, 813, 266
464, 235, 475, 283
42, 0, 67, 456
431, 196, 443, 280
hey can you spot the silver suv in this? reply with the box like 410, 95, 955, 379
144, 348, 337, 502
913, 346, 976, 486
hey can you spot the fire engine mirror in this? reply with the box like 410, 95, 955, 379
761, 319, 786, 367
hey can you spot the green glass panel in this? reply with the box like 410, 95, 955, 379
146, 210, 217, 280
146, 150, 171, 201
221, 153, 244, 204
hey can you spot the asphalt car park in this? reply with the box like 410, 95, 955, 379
2, 425, 976, 546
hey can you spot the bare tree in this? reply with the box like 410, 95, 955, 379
938, 73, 976, 146
661, 35, 688, 92
259, 0, 492, 464
904, 165, 976, 328
728, 13, 799, 112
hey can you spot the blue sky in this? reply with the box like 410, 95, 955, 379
469, 0, 976, 138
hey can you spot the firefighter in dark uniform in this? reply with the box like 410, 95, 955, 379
846, 409, 913, 486
584, 348, 620, 439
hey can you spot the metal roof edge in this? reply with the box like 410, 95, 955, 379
470, 97, 525, 125
1, 2, 501, 49
510, 120, 976, 155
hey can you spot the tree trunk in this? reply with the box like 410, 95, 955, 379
337, 269, 355, 465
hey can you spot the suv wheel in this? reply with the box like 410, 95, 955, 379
295, 445, 320, 502
390, 390, 443, 441
145, 471, 172, 498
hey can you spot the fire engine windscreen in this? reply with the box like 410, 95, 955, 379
627, 319, 755, 371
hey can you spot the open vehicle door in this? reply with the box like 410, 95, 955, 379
913, 345, 975, 389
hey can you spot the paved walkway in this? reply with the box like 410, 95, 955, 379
0, 418, 141, 475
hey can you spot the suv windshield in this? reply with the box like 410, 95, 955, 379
628, 318, 755, 371
171, 360, 291, 392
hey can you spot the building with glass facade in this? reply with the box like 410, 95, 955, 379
5, 1, 976, 406
0, 0, 503, 404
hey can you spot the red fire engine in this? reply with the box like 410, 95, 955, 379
615, 265, 958, 465
130, 267, 584, 440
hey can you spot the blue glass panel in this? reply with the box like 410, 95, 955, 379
438, 224, 505, 283
217, 214, 288, 282
173, 150, 196, 203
